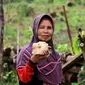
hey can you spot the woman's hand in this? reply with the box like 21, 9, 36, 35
31, 41, 51, 63
30, 51, 49, 63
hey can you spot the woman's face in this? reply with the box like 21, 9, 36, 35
37, 19, 53, 42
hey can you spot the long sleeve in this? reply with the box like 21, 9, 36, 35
16, 47, 36, 83
17, 62, 35, 83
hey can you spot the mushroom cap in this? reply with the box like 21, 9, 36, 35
32, 41, 51, 55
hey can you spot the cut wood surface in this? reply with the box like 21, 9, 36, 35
62, 53, 83, 72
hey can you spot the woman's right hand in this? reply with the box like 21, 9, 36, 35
30, 52, 49, 63
31, 41, 51, 63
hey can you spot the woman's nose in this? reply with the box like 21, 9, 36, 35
44, 27, 48, 32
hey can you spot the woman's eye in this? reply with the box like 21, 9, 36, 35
39, 26, 44, 29
48, 26, 52, 29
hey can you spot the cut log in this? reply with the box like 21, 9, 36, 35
62, 53, 83, 73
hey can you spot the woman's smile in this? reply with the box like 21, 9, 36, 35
42, 35, 49, 38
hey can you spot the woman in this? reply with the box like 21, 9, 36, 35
16, 14, 62, 85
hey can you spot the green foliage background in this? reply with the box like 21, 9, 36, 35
3, 0, 85, 49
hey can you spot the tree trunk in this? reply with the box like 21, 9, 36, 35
0, 0, 4, 81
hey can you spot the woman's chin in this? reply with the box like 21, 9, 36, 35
41, 39, 50, 42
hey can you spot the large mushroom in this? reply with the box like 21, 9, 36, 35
32, 41, 51, 55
